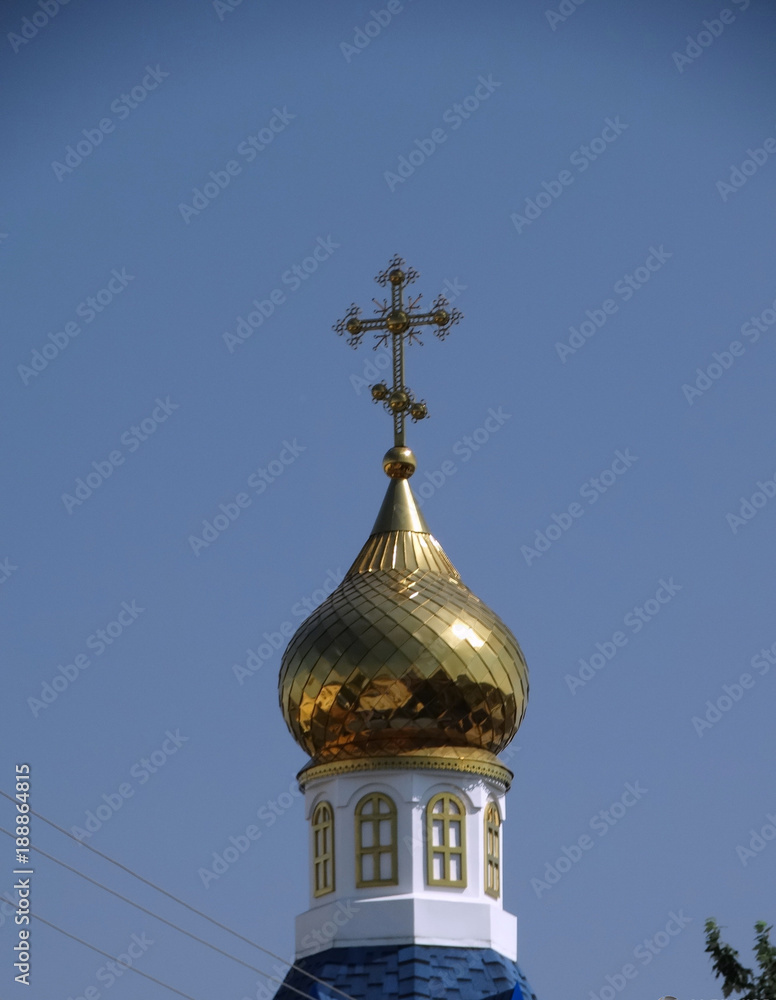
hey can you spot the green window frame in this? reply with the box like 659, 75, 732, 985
355, 793, 398, 887
484, 801, 501, 899
312, 801, 335, 897
426, 792, 467, 888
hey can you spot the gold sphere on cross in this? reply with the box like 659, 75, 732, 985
386, 310, 410, 334
388, 390, 410, 412
389, 268, 404, 284
410, 401, 428, 421
433, 309, 449, 327
346, 318, 363, 335
371, 383, 389, 401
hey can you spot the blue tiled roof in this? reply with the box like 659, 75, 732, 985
272, 945, 538, 1000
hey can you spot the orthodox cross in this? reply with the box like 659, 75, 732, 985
333, 255, 462, 447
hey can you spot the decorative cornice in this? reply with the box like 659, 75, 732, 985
298, 749, 513, 790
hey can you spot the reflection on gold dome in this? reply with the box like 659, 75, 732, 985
279, 476, 529, 767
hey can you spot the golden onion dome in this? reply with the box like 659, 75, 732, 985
279, 453, 528, 768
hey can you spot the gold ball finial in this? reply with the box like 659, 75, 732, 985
388, 389, 410, 412
346, 317, 363, 335
371, 383, 389, 401
409, 401, 428, 421
383, 446, 416, 479
389, 268, 404, 284
386, 309, 410, 334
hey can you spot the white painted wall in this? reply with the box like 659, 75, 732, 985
294, 767, 518, 961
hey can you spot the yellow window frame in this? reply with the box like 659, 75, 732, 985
354, 793, 398, 887
426, 792, 467, 888
312, 801, 335, 897
484, 801, 501, 899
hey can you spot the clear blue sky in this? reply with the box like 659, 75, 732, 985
3, 1, 776, 998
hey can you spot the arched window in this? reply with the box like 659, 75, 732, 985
426, 793, 467, 887
484, 801, 501, 899
312, 802, 335, 897
355, 793, 398, 887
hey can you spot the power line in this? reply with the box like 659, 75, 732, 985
0, 894, 204, 1000
0, 825, 326, 1000
0, 789, 355, 1000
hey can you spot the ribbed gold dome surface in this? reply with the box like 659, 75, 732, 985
279, 477, 528, 765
